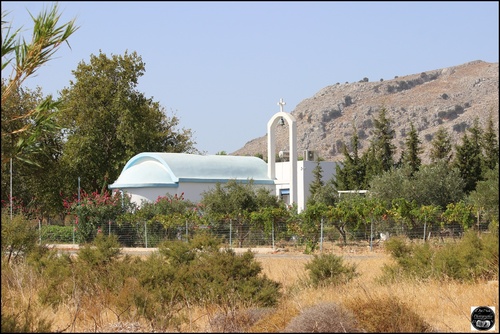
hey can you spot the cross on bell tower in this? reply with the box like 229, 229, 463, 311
278, 98, 286, 113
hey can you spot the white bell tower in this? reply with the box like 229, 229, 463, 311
267, 98, 297, 206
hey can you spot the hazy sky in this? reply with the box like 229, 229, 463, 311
2, 1, 498, 155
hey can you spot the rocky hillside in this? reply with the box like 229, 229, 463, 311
232, 60, 499, 164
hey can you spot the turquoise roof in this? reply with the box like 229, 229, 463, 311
109, 152, 274, 188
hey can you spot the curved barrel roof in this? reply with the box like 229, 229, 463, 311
109, 152, 274, 188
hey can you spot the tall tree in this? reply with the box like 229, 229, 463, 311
307, 159, 324, 203
453, 120, 483, 194
467, 164, 499, 225
58, 50, 197, 194
399, 122, 422, 175
327, 196, 365, 245
407, 162, 465, 209
335, 126, 366, 190
200, 180, 279, 247
368, 167, 408, 207
481, 111, 499, 171
295, 202, 327, 253
429, 126, 452, 164
307, 158, 338, 207
361, 145, 377, 186
369, 161, 465, 209
364, 107, 396, 182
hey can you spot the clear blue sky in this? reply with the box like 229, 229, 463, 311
2, 1, 498, 155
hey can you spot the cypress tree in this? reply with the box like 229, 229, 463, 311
335, 127, 366, 190
308, 157, 338, 206
308, 159, 324, 201
429, 126, 453, 164
362, 145, 378, 185
454, 126, 483, 194
481, 112, 499, 170
363, 107, 395, 182
350, 129, 366, 189
400, 122, 423, 175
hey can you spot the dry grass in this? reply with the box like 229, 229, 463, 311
256, 250, 499, 333
2, 245, 498, 332
281, 301, 364, 332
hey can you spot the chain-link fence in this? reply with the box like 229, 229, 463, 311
38, 218, 473, 250
40, 220, 294, 248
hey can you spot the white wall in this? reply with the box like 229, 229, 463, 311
275, 160, 337, 212
116, 181, 275, 208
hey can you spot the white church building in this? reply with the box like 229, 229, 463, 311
109, 99, 337, 212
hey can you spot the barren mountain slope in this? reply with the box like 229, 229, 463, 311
232, 60, 499, 164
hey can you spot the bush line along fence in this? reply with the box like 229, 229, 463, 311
38, 219, 473, 250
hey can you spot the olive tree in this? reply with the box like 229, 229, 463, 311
58, 50, 197, 195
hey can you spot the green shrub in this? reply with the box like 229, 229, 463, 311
161, 243, 282, 309
1, 212, 39, 263
184, 236, 282, 307
37, 253, 74, 310
193, 249, 282, 307
37, 234, 131, 312
433, 230, 498, 281
78, 233, 122, 267
40, 225, 74, 243
383, 236, 411, 259
482, 231, 499, 273
26, 245, 65, 274
6, 231, 281, 332
1, 308, 53, 333
381, 231, 499, 282
383, 237, 434, 280
304, 253, 359, 287
135, 235, 282, 330
132, 252, 186, 330
157, 232, 221, 265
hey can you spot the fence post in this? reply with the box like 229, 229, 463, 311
38, 219, 42, 245
144, 221, 148, 248
229, 219, 232, 248
185, 219, 188, 242
423, 219, 427, 242
370, 218, 373, 252
272, 220, 275, 250
320, 218, 323, 252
